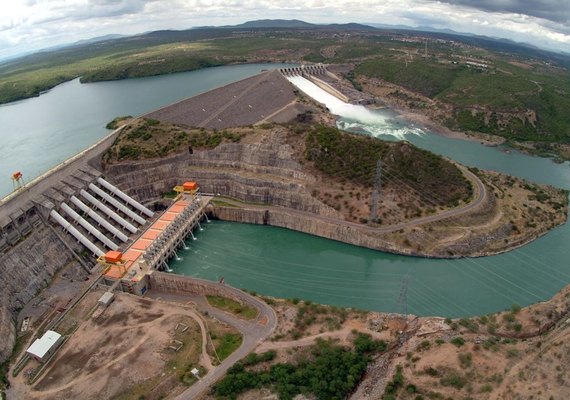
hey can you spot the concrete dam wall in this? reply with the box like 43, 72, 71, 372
0, 225, 85, 362
0, 128, 128, 363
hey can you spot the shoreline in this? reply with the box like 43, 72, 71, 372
208, 179, 567, 259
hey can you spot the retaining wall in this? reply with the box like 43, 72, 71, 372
212, 206, 411, 256
149, 272, 257, 309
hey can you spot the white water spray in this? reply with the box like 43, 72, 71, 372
287, 76, 424, 140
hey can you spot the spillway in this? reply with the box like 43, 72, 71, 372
287, 75, 424, 140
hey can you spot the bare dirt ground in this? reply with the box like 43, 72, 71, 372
206, 285, 569, 400
9, 292, 220, 400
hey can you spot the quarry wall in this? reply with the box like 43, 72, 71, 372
104, 132, 338, 217
0, 225, 84, 362
211, 206, 412, 256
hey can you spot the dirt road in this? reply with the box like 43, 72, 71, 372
147, 287, 277, 400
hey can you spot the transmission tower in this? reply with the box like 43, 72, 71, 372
370, 159, 382, 222
396, 274, 411, 315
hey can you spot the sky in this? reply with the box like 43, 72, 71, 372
1, 0, 570, 60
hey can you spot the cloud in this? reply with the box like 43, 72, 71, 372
433, 0, 570, 26
0, 0, 569, 60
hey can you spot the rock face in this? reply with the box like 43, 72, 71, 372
104, 130, 337, 217
211, 207, 411, 256
0, 225, 82, 363
0, 299, 15, 362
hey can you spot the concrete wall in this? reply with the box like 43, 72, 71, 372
212, 206, 410, 256
305, 74, 350, 103
149, 272, 258, 310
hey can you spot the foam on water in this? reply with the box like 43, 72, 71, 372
287, 76, 424, 140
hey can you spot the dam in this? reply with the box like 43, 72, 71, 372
2, 62, 570, 366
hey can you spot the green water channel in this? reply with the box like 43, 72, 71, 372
3, 63, 569, 317
170, 76, 570, 317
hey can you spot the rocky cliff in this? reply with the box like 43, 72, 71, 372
104, 129, 338, 217
211, 207, 411, 256
0, 225, 82, 363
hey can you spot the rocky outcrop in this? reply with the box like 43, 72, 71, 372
0, 225, 82, 363
104, 130, 338, 217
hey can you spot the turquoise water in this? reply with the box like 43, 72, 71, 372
0, 63, 295, 198
4, 64, 570, 317
170, 74, 570, 318
170, 218, 570, 317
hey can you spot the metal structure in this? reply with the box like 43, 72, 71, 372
370, 159, 382, 222
142, 196, 206, 270
11, 172, 25, 192
97, 177, 154, 218
49, 209, 104, 256
97, 253, 128, 278
60, 203, 119, 250
88, 183, 146, 225
70, 196, 129, 242
80, 189, 138, 234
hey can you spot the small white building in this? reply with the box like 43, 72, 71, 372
26, 330, 64, 362
98, 292, 115, 307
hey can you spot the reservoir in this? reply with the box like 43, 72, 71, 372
0, 63, 295, 198
3, 65, 570, 317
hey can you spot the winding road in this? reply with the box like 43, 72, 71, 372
208, 164, 487, 234
145, 167, 485, 398
147, 282, 277, 400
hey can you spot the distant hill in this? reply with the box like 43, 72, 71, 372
231, 19, 316, 29
196, 19, 375, 31
72, 34, 127, 46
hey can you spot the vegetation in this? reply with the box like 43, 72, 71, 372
105, 115, 132, 130
206, 295, 258, 320
305, 125, 472, 207
356, 56, 570, 145
215, 333, 243, 361
105, 119, 248, 162
2, 23, 570, 153
214, 334, 386, 400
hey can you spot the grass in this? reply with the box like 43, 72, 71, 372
211, 199, 240, 208
104, 119, 249, 162
3, 24, 570, 149
215, 333, 243, 361
206, 295, 258, 320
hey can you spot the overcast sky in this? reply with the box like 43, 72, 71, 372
1, 0, 569, 60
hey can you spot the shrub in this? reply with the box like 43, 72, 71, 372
440, 373, 467, 389
417, 340, 431, 351
451, 337, 465, 347
458, 352, 473, 369
459, 318, 479, 332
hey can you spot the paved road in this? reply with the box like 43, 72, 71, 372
147, 286, 277, 400
208, 164, 487, 235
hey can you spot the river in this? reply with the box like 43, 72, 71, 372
3, 65, 570, 317
171, 75, 570, 317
